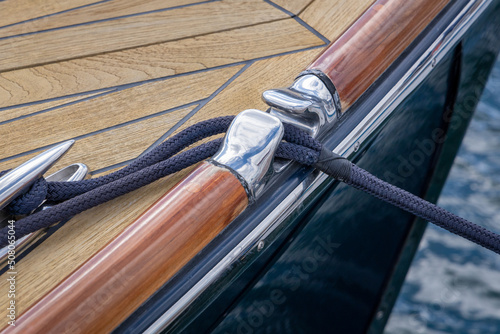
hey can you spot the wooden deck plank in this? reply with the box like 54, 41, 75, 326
0, 0, 288, 72
180, 50, 322, 131
0, 65, 242, 161
300, 0, 375, 41
271, 0, 313, 14
0, 19, 323, 108
0, 106, 194, 175
0, 0, 98, 28
0, 0, 200, 38
0, 91, 112, 123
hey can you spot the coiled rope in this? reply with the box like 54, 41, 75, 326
1, 116, 499, 255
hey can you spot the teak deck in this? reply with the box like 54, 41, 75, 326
0, 0, 377, 315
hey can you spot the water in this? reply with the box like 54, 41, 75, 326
384, 56, 500, 333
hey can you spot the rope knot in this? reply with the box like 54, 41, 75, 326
7, 177, 48, 215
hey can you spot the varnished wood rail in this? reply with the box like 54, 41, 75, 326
2, 162, 247, 334
307, 0, 450, 109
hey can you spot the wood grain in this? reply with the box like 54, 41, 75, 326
0, 106, 195, 174
307, 0, 450, 109
272, 0, 313, 14
0, 18, 322, 108
2, 162, 248, 334
0, 91, 111, 123
0, 0, 97, 28
0, 0, 287, 72
0, 0, 200, 38
0, 65, 242, 161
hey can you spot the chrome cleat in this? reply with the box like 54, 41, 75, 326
262, 74, 339, 138
0, 141, 75, 211
211, 109, 284, 200
0, 142, 88, 267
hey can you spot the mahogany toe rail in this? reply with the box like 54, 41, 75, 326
3, 162, 247, 334
307, 0, 450, 109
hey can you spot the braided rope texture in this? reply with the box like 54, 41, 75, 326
5, 116, 235, 216
0, 118, 321, 248
31, 116, 235, 206
347, 165, 500, 255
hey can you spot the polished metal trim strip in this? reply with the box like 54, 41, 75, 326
145, 0, 491, 332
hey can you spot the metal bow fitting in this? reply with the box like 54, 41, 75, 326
262, 74, 339, 138
0, 140, 88, 266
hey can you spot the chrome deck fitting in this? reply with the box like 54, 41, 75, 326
211, 109, 284, 200
0, 141, 75, 211
262, 74, 340, 138
0, 142, 88, 267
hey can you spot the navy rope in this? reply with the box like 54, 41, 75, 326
0, 117, 319, 247
346, 165, 500, 254
1, 117, 500, 256
314, 151, 500, 255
